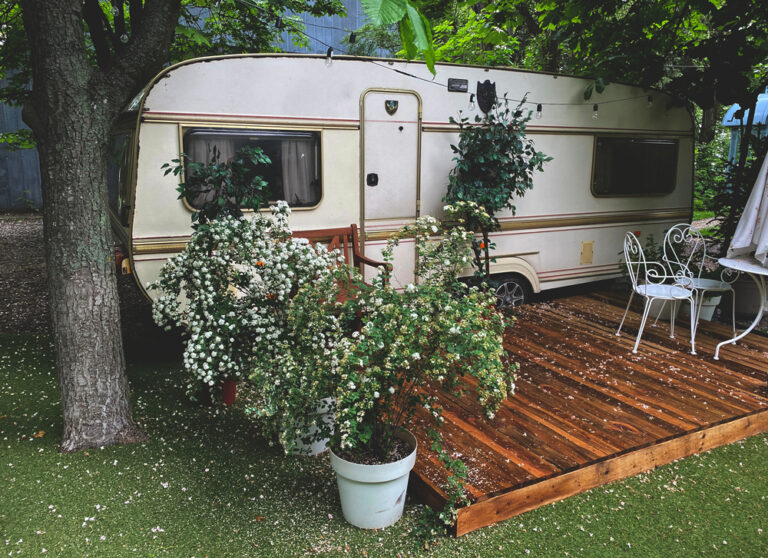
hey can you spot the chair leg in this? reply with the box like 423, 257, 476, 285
692, 291, 704, 339
689, 297, 697, 355
730, 288, 737, 340
616, 290, 634, 336
633, 298, 653, 354
669, 300, 676, 338
652, 300, 667, 327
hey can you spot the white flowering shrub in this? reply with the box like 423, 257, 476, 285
149, 202, 340, 406
266, 269, 353, 452
304, 216, 518, 461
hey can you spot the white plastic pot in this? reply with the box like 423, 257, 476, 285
329, 430, 417, 529
678, 295, 722, 322
647, 298, 679, 321
284, 397, 335, 456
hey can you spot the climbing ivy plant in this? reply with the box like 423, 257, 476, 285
444, 96, 551, 280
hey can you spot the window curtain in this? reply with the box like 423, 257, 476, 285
188, 137, 236, 165
185, 136, 237, 208
281, 139, 314, 204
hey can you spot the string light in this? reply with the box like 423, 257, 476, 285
349, 32, 356, 44
469, 94, 476, 111
326, 46, 333, 66
536, 103, 543, 119
647, 95, 654, 108
592, 104, 599, 119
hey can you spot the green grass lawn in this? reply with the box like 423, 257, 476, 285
2, 332, 767, 557
693, 210, 716, 222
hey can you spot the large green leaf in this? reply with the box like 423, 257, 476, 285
398, 19, 418, 59
361, 0, 407, 26
405, 3, 429, 51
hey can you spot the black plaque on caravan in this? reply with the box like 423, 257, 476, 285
477, 80, 497, 114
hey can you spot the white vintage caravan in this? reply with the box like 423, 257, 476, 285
108, 54, 693, 304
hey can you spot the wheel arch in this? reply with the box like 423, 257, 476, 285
490, 257, 541, 293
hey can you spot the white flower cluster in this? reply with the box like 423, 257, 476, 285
149, 203, 341, 397
329, 215, 517, 453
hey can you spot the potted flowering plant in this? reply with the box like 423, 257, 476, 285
295, 214, 517, 529
149, 202, 340, 412
254, 267, 350, 455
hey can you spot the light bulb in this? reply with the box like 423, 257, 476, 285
469, 94, 476, 111
326, 47, 333, 66
536, 103, 543, 119
647, 95, 654, 108
592, 104, 599, 120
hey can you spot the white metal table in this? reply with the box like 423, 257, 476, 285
714, 256, 768, 360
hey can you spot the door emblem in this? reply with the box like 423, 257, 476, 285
385, 100, 399, 115
476, 80, 497, 114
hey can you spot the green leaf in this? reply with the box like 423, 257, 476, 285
595, 77, 606, 94
360, 0, 407, 26
399, 19, 418, 59
423, 46, 436, 75
405, 3, 429, 51
174, 25, 212, 47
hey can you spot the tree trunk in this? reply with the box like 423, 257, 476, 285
37, 114, 145, 453
22, 0, 146, 452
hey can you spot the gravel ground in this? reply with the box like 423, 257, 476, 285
0, 214, 49, 334
0, 213, 154, 337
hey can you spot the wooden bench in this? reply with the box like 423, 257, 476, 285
292, 224, 391, 283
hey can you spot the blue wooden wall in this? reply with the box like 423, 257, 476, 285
275, 0, 368, 55
0, 78, 41, 211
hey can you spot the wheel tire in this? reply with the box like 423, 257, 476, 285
495, 276, 530, 309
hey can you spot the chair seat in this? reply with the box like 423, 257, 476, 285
637, 283, 692, 299
688, 278, 732, 292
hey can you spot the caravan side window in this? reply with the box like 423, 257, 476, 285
182, 128, 321, 209
107, 132, 131, 216
592, 137, 678, 196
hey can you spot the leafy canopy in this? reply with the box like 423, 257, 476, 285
0, 0, 346, 108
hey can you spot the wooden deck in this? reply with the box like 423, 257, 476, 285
409, 291, 768, 536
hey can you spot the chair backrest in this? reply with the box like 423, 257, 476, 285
663, 223, 707, 283
623, 231, 670, 290
623, 232, 646, 290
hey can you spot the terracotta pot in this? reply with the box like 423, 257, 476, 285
221, 380, 237, 406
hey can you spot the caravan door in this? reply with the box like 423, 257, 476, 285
361, 89, 421, 287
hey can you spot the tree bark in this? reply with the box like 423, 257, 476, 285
20, 0, 180, 452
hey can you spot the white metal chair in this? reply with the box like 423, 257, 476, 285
616, 231, 698, 354
662, 223, 737, 339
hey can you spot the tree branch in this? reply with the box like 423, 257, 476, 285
82, 0, 111, 68
94, 0, 181, 117
113, 0, 126, 39
128, 0, 142, 29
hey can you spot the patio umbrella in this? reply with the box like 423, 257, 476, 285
727, 152, 768, 265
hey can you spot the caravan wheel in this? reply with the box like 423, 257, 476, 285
495, 276, 530, 309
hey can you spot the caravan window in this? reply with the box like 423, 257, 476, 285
592, 137, 678, 196
107, 132, 131, 216
182, 128, 321, 208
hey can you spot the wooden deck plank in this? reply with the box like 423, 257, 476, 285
530, 300, 768, 413
526, 307, 763, 416
408, 291, 768, 536
455, 409, 768, 536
